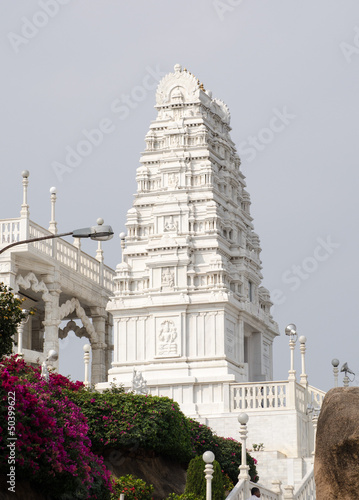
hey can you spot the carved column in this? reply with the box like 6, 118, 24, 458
105, 313, 114, 374
42, 281, 61, 371
90, 306, 107, 384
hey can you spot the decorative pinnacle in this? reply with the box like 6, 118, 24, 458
21, 170, 29, 178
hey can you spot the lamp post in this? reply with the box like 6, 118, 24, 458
331, 359, 339, 388
340, 362, 355, 387
0, 220, 114, 255
203, 451, 215, 500
285, 323, 297, 380
238, 413, 249, 480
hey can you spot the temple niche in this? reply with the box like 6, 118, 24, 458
106, 64, 279, 415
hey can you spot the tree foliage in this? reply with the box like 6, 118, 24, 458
184, 455, 224, 500
0, 283, 27, 358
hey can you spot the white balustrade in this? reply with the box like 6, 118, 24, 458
249, 481, 281, 500
231, 381, 323, 415
292, 468, 315, 500
307, 386, 325, 408
225, 472, 314, 500
0, 219, 21, 244
225, 478, 247, 500
295, 384, 306, 413
29, 221, 53, 255
232, 382, 288, 411
57, 238, 78, 269
0, 218, 115, 291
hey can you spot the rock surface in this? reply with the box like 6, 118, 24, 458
103, 447, 187, 500
314, 387, 359, 500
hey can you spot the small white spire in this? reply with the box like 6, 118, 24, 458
20, 170, 30, 219
95, 218, 104, 262
48, 186, 57, 234
120, 232, 126, 263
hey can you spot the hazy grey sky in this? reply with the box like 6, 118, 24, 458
1, 1, 359, 391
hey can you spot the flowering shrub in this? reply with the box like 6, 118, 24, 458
111, 474, 154, 500
69, 391, 193, 462
188, 419, 258, 483
0, 355, 113, 499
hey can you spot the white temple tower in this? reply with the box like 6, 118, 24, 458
106, 64, 279, 414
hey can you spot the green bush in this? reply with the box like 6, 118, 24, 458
188, 419, 258, 483
165, 494, 202, 500
111, 474, 154, 500
184, 455, 224, 500
68, 391, 193, 462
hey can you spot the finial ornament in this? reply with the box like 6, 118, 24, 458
49, 186, 58, 234
20, 170, 30, 220
174, 64, 182, 72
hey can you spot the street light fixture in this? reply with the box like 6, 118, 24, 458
285, 323, 297, 379
0, 218, 114, 255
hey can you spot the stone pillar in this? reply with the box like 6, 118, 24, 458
105, 313, 114, 374
20, 170, 30, 239
90, 306, 107, 384
299, 335, 308, 387
42, 282, 61, 371
283, 485, 294, 499
238, 412, 250, 500
271, 479, 282, 495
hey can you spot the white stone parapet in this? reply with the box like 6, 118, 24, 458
0, 218, 115, 291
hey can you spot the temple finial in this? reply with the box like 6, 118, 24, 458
49, 187, 57, 234
20, 170, 30, 219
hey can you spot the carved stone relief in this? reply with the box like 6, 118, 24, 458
157, 319, 178, 356
161, 267, 174, 289
164, 216, 178, 233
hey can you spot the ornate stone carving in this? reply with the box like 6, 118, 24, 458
58, 319, 88, 340
158, 320, 178, 356
15, 272, 51, 302
58, 298, 97, 340
130, 368, 148, 394
164, 216, 178, 232
168, 173, 179, 188
161, 268, 174, 288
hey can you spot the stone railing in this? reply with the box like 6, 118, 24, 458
231, 380, 325, 414
225, 470, 315, 500
250, 481, 280, 500
0, 218, 21, 244
0, 218, 115, 292
292, 468, 316, 500
225, 479, 248, 500
308, 385, 325, 408
231, 382, 288, 411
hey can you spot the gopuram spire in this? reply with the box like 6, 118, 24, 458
107, 65, 279, 413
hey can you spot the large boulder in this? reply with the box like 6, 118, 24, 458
314, 387, 359, 500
